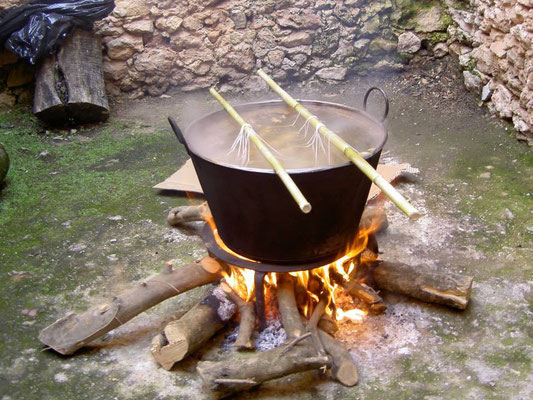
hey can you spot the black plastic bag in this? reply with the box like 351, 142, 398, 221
0, 0, 114, 64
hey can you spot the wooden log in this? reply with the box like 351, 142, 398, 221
373, 261, 474, 310
38, 257, 222, 355
342, 280, 387, 314
306, 294, 328, 356
283, 276, 358, 387
151, 285, 235, 370
34, 29, 109, 125
318, 315, 338, 335
318, 330, 359, 387
197, 342, 329, 399
167, 202, 210, 226
277, 275, 306, 338
220, 281, 255, 350
197, 276, 329, 398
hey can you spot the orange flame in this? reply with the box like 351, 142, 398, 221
221, 265, 255, 301
209, 208, 382, 320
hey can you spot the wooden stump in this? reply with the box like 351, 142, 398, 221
33, 29, 109, 125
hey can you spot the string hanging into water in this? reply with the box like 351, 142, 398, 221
256, 69, 421, 220
296, 115, 332, 165
227, 123, 283, 166
210, 87, 312, 214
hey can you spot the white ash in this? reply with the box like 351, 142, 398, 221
338, 301, 430, 384
92, 311, 205, 399
212, 286, 236, 322
255, 318, 287, 351
163, 229, 188, 243
381, 184, 485, 266
53, 372, 68, 383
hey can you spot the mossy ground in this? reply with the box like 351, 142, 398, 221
0, 105, 205, 399
0, 60, 531, 399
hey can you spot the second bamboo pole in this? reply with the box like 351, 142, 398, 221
257, 69, 421, 220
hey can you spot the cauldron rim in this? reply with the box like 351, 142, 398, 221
183, 99, 388, 174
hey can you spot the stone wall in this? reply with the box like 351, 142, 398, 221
93, 0, 452, 98
448, 0, 532, 137
0, 0, 531, 138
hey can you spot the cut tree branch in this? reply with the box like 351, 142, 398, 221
317, 329, 359, 387
39, 257, 223, 355
197, 276, 330, 399
151, 285, 235, 370
342, 280, 387, 314
167, 202, 210, 226
318, 315, 338, 336
220, 281, 256, 350
307, 294, 328, 356
373, 261, 474, 310
197, 345, 329, 399
278, 275, 306, 338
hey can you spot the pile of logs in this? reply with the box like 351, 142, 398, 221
39, 203, 473, 398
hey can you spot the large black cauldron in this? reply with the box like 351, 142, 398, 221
169, 96, 388, 265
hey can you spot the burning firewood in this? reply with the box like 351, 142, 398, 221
372, 261, 474, 310
220, 281, 256, 350
151, 284, 236, 370
38, 257, 223, 355
197, 275, 331, 398
197, 275, 359, 398
318, 315, 338, 335
167, 202, 210, 226
342, 280, 387, 314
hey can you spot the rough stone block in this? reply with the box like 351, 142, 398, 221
397, 32, 421, 54
279, 31, 314, 47
316, 66, 347, 80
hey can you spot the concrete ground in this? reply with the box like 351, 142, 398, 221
0, 59, 531, 400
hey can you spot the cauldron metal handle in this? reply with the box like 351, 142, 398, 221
168, 116, 190, 152
363, 87, 389, 122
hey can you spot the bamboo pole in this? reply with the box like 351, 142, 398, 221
209, 88, 311, 214
256, 69, 421, 220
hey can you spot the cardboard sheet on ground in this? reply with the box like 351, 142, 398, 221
154, 158, 419, 201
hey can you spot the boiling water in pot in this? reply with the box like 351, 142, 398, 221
185, 101, 386, 171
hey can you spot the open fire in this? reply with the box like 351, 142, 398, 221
39, 201, 474, 399
216, 211, 383, 325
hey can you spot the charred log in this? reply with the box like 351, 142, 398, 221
342, 280, 387, 314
